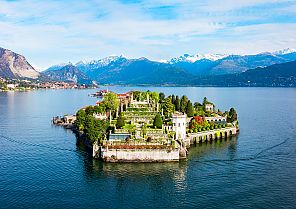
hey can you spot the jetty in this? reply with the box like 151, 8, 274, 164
88, 89, 112, 98
52, 115, 76, 129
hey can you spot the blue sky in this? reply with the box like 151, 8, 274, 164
0, 0, 295, 69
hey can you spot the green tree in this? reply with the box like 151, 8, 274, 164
203, 97, 208, 106
103, 92, 119, 112
150, 91, 159, 103
175, 96, 180, 111
141, 91, 148, 101
180, 95, 188, 113
171, 95, 176, 105
103, 92, 119, 119
133, 91, 141, 101
227, 107, 238, 123
116, 113, 125, 129
0, 81, 7, 89
153, 113, 163, 128
75, 109, 86, 131
186, 101, 194, 117
84, 115, 100, 143
85, 106, 94, 115
85, 116, 109, 144
93, 103, 106, 114
194, 102, 201, 110
159, 92, 165, 103
141, 123, 148, 137
163, 98, 175, 117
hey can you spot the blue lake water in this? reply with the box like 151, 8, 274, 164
0, 87, 296, 209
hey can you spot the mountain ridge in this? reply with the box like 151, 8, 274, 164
1, 46, 295, 87
0, 47, 40, 79
191, 60, 296, 87
42, 64, 93, 85
45, 48, 296, 76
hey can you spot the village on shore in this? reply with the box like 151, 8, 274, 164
0, 77, 95, 91
53, 90, 239, 162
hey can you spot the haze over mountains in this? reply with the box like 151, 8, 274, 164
0, 46, 296, 86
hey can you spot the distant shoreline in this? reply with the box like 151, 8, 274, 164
1, 85, 296, 92
97, 84, 296, 88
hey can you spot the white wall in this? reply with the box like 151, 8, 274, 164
172, 114, 187, 140
101, 148, 180, 162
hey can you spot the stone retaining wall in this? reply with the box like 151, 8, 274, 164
99, 147, 180, 162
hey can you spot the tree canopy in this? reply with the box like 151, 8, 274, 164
116, 113, 125, 129
174, 96, 180, 111
150, 91, 159, 102
103, 92, 119, 112
153, 113, 163, 129
159, 92, 165, 103
186, 101, 194, 117
75, 108, 109, 144
227, 107, 238, 123
163, 97, 175, 116
75, 109, 87, 131
180, 95, 188, 113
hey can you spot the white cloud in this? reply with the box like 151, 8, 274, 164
0, 0, 295, 69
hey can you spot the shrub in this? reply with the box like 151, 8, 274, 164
153, 113, 163, 129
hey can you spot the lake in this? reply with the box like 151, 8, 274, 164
0, 87, 295, 209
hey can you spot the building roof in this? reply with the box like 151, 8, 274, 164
96, 101, 103, 105
172, 112, 187, 118
117, 93, 129, 97
117, 92, 132, 98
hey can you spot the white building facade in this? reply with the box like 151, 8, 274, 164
172, 113, 187, 140
205, 104, 214, 112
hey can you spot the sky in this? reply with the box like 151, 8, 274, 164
0, 0, 296, 69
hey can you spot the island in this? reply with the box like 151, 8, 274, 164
53, 90, 239, 162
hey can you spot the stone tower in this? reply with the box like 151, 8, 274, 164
172, 113, 187, 140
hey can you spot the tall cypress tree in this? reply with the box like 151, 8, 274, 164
180, 95, 188, 113
159, 92, 165, 103
228, 108, 237, 122
171, 95, 175, 105
163, 98, 175, 116
175, 96, 180, 111
153, 113, 163, 129
186, 101, 194, 117
116, 113, 125, 128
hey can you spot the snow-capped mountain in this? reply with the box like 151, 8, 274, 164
166, 53, 229, 64
76, 55, 125, 69
273, 48, 296, 55
42, 49, 296, 84
44, 62, 72, 72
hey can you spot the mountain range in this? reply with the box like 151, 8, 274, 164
0, 46, 296, 86
191, 60, 296, 87
42, 64, 93, 84
42, 49, 296, 85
